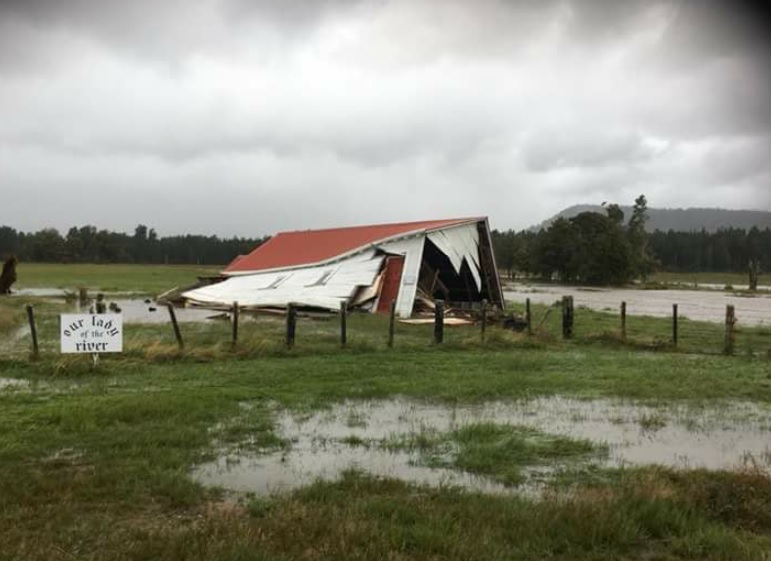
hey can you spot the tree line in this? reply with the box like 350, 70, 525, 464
0, 224, 266, 266
2, 198, 769, 284
492, 195, 770, 284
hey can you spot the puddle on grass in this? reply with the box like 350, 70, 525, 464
193, 398, 771, 496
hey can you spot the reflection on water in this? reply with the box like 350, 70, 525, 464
98, 299, 216, 324
193, 397, 771, 496
8, 288, 219, 324
504, 283, 771, 326
11, 288, 70, 297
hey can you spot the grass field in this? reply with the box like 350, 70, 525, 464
13, 264, 766, 294
13, 262, 221, 294
1, 264, 771, 560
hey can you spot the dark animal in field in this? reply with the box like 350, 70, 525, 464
0, 255, 18, 294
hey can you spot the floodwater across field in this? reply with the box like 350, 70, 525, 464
9, 290, 217, 324
504, 283, 771, 326
193, 398, 771, 497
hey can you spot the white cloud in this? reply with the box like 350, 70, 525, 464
0, 0, 768, 237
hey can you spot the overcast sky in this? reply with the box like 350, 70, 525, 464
1, 0, 770, 237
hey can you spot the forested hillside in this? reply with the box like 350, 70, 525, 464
494, 197, 771, 280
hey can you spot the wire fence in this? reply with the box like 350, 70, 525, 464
2, 295, 770, 363
519, 296, 769, 357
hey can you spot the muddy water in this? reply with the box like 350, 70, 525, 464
504, 284, 771, 326
11, 288, 70, 297
7, 288, 219, 324
99, 299, 217, 324
193, 398, 771, 496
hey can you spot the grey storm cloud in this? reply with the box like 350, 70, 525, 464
0, 0, 769, 236
522, 129, 658, 172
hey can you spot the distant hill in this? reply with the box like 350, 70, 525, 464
529, 206, 771, 233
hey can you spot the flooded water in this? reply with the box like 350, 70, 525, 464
97, 299, 218, 324
193, 398, 771, 496
504, 283, 771, 326
7, 288, 220, 324
11, 288, 70, 297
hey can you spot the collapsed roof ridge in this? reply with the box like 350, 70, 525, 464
224, 217, 487, 275
274, 217, 481, 236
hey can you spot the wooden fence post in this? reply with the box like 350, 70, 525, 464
388, 299, 396, 348
167, 303, 184, 350
481, 299, 487, 342
434, 300, 444, 344
26, 304, 39, 360
724, 305, 736, 355
620, 301, 627, 342
231, 301, 239, 347
78, 287, 88, 311
339, 301, 347, 347
286, 304, 296, 348
672, 304, 678, 346
525, 298, 532, 335
561, 296, 573, 339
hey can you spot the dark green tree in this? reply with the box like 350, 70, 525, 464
535, 218, 580, 281
0, 226, 20, 259
570, 211, 632, 284
628, 194, 655, 280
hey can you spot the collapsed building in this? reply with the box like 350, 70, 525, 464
182, 217, 503, 317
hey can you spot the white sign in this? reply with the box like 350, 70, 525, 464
60, 314, 123, 353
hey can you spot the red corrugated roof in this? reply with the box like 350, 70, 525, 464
224, 218, 481, 274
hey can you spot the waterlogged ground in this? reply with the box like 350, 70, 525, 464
504, 283, 771, 326
8, 291, 216, 323
194, 397, 771, 496
11, 284, 771, 328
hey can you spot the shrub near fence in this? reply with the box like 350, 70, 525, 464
5, 295, 771, 364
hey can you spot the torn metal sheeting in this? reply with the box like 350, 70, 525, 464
181, 218, 503, 317
183, 251, 382, 311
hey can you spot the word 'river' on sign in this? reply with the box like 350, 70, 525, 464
60, 313, 123, 353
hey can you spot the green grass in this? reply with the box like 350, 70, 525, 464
2, 264, 771, 559
507, 299, 770, 357
4, 293, 769, 362
0, 298, 23, 335
2, 345, 771, 559
14, 263, 220, 294
386, 423, 605, 486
